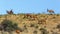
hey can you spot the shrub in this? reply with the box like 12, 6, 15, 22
24, 25, 27, 29
56, 14, 60, 16
39, 28, 49, 34
23, 25, 28, 33
1, 19, 19, 34
52, 16, 56, 19
52, 31, 58, 34
34, 25, 39, 29
33, 30, 37, 34
30, 23, 35, 27
19, 28, 24, 32
38, 19, 46, 25
56, 24, 60, 29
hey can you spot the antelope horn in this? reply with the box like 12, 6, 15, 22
47, 9, 49, 12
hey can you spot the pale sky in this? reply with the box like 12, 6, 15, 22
0, 0, 60, 14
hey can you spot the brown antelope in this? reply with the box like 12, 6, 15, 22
47, 9, 54, 14
6, 10, 13, 14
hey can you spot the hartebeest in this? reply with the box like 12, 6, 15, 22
6, 10, 14, 14
47, 9, 54, 14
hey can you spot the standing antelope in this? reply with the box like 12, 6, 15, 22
6, 10, 14, 14
47, 9, 54, 14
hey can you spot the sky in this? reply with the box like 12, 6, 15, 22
0, 0, 60, 14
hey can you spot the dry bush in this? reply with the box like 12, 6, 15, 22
34, 25, 39, 29
39, 28, 49, 34
56, 24, 60, 31
38, 19, 46, 25
0, 19, 20, 34
33, 30, 37, 34
30, 23, 35, 27
52, 31, 58, 34
56, 24, 60, 29
23, 14, 37, 21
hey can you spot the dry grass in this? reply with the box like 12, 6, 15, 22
0, 14, 60, 34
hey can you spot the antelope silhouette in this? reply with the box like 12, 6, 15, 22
6, 10, 13, 14
47, 9, 54, 14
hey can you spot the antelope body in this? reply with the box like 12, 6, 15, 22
47, 9, 54, 14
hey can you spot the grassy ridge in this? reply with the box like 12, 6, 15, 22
0, 14, 60, 34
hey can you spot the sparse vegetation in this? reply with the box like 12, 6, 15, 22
23, 25, 28, 33
0, 19, 20, 34
38, 19, 46, 25
30, 23, 35, 27
0, 10, 60, 34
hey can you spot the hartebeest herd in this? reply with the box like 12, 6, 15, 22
6, 9, 55, 14
6, 9, 55, 21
